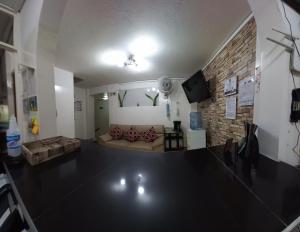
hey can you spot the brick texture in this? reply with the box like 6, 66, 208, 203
198, 18, 256, 147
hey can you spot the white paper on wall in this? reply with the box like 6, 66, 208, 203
224, 75, 237, 96
238, 76, 255, 106
226, 96, 236, 119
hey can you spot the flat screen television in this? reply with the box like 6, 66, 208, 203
182, 70, 210, 103
283, 0, 300, 14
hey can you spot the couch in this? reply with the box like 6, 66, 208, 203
99, 124, 165, 152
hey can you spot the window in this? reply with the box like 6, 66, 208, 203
0, 10, 13, 46
0, 7, 16, 51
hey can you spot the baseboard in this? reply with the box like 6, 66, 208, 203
260, 152, 279, 162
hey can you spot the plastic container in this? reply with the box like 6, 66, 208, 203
190, 112, 202, 130
6, 115, 22, 158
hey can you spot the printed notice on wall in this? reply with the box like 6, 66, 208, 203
74, 101, 82, 111
224, 75, 237, 96
239, 76, 255, 106
226, 96, 236, 119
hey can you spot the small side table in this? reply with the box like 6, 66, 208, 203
164, 127, 184, 151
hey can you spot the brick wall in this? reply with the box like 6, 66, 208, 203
198, 18, 256, 147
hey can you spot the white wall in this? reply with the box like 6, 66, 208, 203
86, 90, 95, 139
88, 79, 191, 143
16, 0, 70, 141
54, 67, 75, 138
248, 0, 300, 165
74, 87, 87, 139
19, 0, 43, 63
17, 0, 59, 140
36, 26, 58, 139
13, 0, 43, 142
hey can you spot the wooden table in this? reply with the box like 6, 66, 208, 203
164, 127, 184, 151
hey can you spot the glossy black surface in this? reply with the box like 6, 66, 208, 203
209, 145, 300, 225
6, 141, 297, 232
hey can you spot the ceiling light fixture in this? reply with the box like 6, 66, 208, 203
100, 34, 158, 72
102, 93, 108, 100
54, 85, 62, 91
124, 54, 138, 67
124, 55, 151, 72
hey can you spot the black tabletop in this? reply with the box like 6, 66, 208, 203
6, 141, 296, 232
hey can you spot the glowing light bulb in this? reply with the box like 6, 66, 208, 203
120, 178, 126, 185
138, 186, 145, 195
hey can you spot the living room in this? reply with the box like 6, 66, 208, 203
0, 0, 300, 231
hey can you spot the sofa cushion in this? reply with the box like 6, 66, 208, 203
150, 134, 164, 148
106, 139, 130, 147
128, 141, 152, 151
99, 133, 112, 142
110, 124, 164, 134
125, 127, 140, 142
142, 127, 158, 143
134, 125, 164, 134
110, 127, 123, 140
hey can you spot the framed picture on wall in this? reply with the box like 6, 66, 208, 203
224, 75, 237, 96
29, 96, 38, 112
74, 101, 82, 111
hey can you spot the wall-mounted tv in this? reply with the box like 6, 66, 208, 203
283, 0, 300, 14
182, 70, 210, 103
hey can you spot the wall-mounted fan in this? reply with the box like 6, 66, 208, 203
158, 77, 173, 98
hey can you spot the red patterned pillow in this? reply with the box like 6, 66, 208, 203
109, 127, 123, 140
125, 127, 140, 142
142, 127, 158, 143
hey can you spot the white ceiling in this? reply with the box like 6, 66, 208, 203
0, 0, 25, 11
54, 0, 251, 87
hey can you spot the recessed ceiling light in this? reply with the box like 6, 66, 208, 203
129, 35, 159, 57
100, 50, 127, 67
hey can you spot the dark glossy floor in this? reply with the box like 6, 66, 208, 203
6, 141, 299, 232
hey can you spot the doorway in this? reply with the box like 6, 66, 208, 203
94, 93, 109, 139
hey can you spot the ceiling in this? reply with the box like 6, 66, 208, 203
0, 0, 25, 12
54, 0, 252, 88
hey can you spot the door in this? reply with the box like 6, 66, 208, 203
74, 87, 86, 139
94, 94, 109, 139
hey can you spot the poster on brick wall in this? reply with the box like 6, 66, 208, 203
226, 96, 236, 119
238, 76, 255, 106
224, 75, 237, 96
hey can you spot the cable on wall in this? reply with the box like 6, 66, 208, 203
281, 1, 300, 56
281, 0, 300, 158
